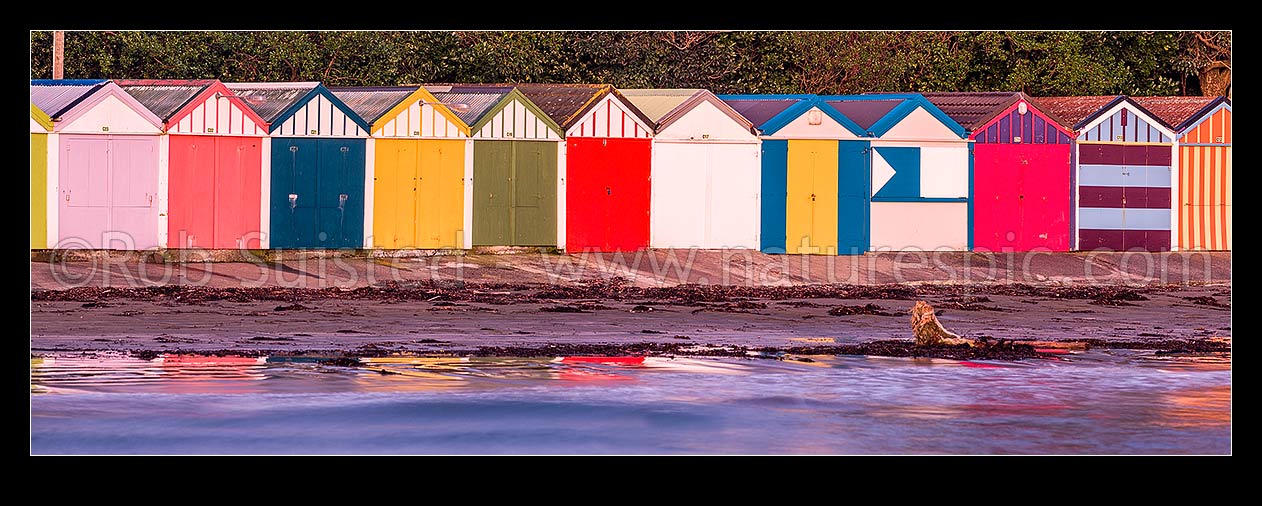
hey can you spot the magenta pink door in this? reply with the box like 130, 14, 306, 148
59, 135, 159, 249
168, 136, 262, 249
972, 143, 1071, 252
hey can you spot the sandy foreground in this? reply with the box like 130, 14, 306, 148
30, 251, 1231, 359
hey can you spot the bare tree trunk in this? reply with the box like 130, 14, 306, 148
53, 31, 64, 80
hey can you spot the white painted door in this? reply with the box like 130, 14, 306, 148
706, 144, 761, 249
650, 142, 760, 249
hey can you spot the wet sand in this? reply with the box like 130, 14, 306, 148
31, 279, 1232, 360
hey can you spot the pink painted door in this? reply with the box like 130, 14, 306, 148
973, 144, 1070, 252
59, 135, 158, 250
108, 136, 160, 249
59, 135, 111, 249
168, 136, 216, 248
214, 137, 262, 249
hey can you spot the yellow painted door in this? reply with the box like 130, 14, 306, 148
30, 133, 47, 249
417, 140, 466, 248
373, 139, 419, 248
785, 140, 838, 255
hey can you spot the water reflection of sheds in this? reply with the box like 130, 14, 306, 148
33, 355, 163, 388
156, 354, 268, 382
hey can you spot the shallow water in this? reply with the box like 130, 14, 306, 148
30, 351, 1231, 454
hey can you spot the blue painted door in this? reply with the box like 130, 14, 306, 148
760, 140, 788, 253
270, 138, 366, 248
837, 141, 870, 255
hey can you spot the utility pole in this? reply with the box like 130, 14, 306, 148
53, 31, 64, 80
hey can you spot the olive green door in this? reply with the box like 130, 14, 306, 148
512, 141, 557, 246
473, 141, 556, 246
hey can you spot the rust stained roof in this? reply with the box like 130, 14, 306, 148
422, 84, 515, 126
1131, 96, 1228, 132
223, 82, 321, 123
115, 79, 217, 122
514, 83, 656, 132
919, 92, 1023, 131
1029, 96, 1123, 130
329, 86, 419, 124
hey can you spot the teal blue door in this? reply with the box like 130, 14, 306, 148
837, 140, 870, 255
270, 138, 366, 248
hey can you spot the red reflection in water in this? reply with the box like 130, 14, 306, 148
559, 356, 646, 366
156, 354, 267, 394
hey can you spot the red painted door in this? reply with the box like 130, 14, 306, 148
168, 136, 262, 249
973, 144, 1070, 252
168, 136, 216, 248
214, 137, 263, 249
566, 138, 651, 252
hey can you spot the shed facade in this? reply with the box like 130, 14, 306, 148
719, 94, 872, 255
426, 85, 564, 247
1038, 96, 1178, 252
1133, 96, 1232, 251
32, 80, 165, 250
31, 102, 53, 249
922, 92, 1074, 252
333, 86, 471, 250
227, 82, 369, 249
516, 84, 656, 253
119, 80, 269, 250
623, 89, 761, 250
824, 95, 972, 252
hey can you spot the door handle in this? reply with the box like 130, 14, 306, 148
338, 194, 348, 210
811, 193, 816, 201
289, 194, 298, 209
606, 187, 612, 196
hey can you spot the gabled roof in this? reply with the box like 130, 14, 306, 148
1033, 95, 1177, 133
31, 79, 164, 131
329, 86, 420, 125
116, 79, 270, 131
621, 88, 755, 133
30, 79, 109, 118
1029, 95, 1125, 130
821, 94, 968, 138
916, 92, 1074, 133
30, 102, 53, 131
424, 84, 564, 137
115, 79, 217, 121
423, 84, 515, 126
1131, 96, 1230, 132
513, 83, 656, 133
716, 94, 813, 129
225, 81, 370, 133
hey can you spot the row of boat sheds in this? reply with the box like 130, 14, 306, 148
30, 79, 1231, 253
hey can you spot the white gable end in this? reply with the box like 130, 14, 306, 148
375, 100, 467, 139
567, 95, 653, 138
59, 94, 162, 134
472, 99, 559, 140
172, 94, 265, 136
656, 100, 756, 141
766, 106, 859, 140
274, 94, 367, 137
880, 106, 960, 140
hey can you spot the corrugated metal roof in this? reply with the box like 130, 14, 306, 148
513, 84, 608, 129
1131, 96, 1226, 132
115, 79, 217, 122
30, 79, 109, 118
719, 99, 800, 129
223, 82, 320, 123
918, 92, 1021, 131
423, 84, 513, 125
824, 99, 902, 131
329, 86, 419, 124
1030, 96, 1122, 130
619, 89, 700, 123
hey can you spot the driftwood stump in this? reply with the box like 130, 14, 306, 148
912, 301, 979, 347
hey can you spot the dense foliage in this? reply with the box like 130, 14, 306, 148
30, 31, 1231, 96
